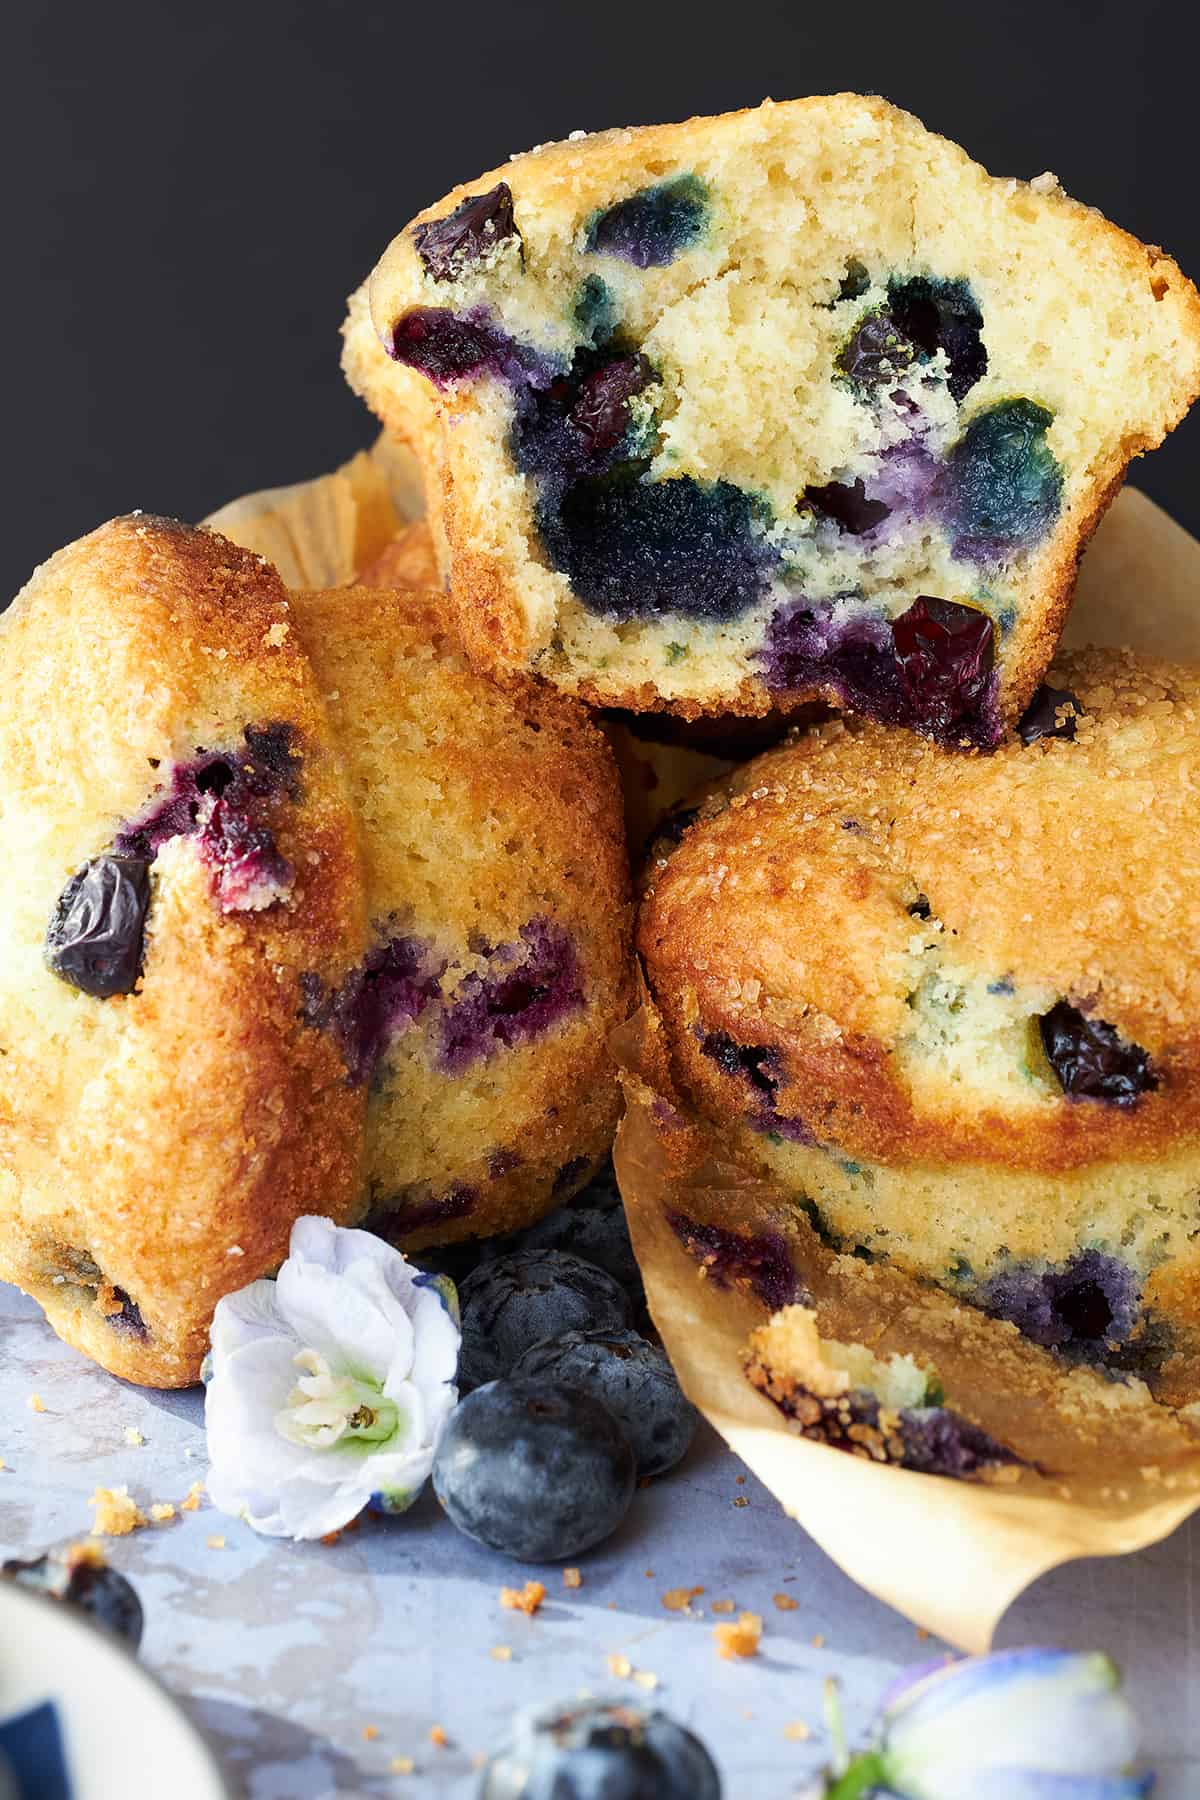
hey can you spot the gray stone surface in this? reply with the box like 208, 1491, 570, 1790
1, 1281, 1196, 1797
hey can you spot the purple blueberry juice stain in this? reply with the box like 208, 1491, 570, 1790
760, 1376, 1022, 1479
367, 1188, 476, 1241
107, 1289, 148, 1340
436, 918, 584, 1075
976, 1248, 1167, 1372
413, 183, 520, 281
511, 347, 655, 496
666, 1211, 803, 1312
114, 724, 301, 914
301, 933, 441, 1087
584, 174, 709, 268
488, 1148, 523, 1179
1039, 1002, 1157, 1105
757, 593, 999, 749
697, 1030, 813, 1142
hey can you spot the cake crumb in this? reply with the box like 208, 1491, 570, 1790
362, 1725, 379, 1742
773, 1592, 799, 1612
916, 1626, 930, 1641
632, 1669, 659, 1691
64, 1540, 105, 1571
563, 1567, 582, 1589
732, 1495, 749, 1509
88, 1485, 146, 1537
711, 1598, 737, 1614
644, 1569, 654, 1578
735, 1474, 745, 1484
490, 1645, 513, 1662
149, 1503, 177, 1524
661, 1585, 704, 1613
0, 1458, 6, 1472
27, 1394, 45, 1414
501, 1580, 546, 1616
390, 1756, 415, 1775
123, 1426, 144, 1447
810, 1633, 825, 1649
429, 1725, 448, 1749
180, 1480, 205, 1512
264, 621, 290, 647
784, 1720, 811, 1742
206, 1535, 227, 1550
714, 1613, 763, 1660
607, 1653, 633, 1679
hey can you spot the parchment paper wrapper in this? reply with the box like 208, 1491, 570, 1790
207, 446, 1200, 1651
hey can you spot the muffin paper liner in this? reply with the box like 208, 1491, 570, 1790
208, 442, 1200, 1651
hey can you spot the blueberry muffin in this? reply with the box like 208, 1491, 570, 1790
637, 648, 1200, 1407
343, 95, 1200, 745
0, 516, 368, 1385
287, 584, 634, 1251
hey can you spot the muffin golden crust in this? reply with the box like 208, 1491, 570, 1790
344, 95, 1200, 743
288, 586, 635, 1249
0, 517, 368, 1385
638, 647, 1200, 1401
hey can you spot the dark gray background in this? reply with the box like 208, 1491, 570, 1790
3, 0, 1196, 599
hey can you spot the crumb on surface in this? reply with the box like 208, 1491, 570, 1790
662, 1585, 704, 1612
811, 1634, 825, 1648
180, 1481, 205, 1512
563, 1567, 582, 1589
206, 1535, 227, 1550
500, 1580, 546, 1616
429, 1725, 449, 1749
264, 621, 290, 647
607, 1653, 633, 1679
714, 1613, 763, 1660
123, 1427, 144, 1447
362, 1725, 379, 1742
390, 1756, 415, 1775
632, 1669, 659, 1690
88, 1485, 146, 1537
149, 1503, 177, 1524
644, 1568, 654, 1578
732, 1496, 749, 1509
784, 1720, 812, 1741
490, 1645, 513, 1662
27, 1394, 45, 1414
711, 1598, 737, 1614
773, 1592, 799, 1612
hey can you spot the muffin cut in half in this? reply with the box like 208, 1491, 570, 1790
344, 94, 1200, 746
638, 648, 1200, 1407
0, 522, 633, 1385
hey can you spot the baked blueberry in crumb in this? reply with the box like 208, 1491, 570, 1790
697, 1030, 812, 1141
512, 347, 655, 491
1019, 682, 1082, 744
388, 306, 524, 386
666, 1212, 803, 1312
1039, 1001, 1157, 1104
413, 183, 520, 281
803, 477, 891, 535
942, 398, 1063, 559
573, 273, 615, 341
584, 174, 709, 268
301, 932, 440, 1085
436, 918, 584, 1074
547, 474, 774, 623
433, 1377, 636, 1560
977, 1248, 1155, 1367
480, 1697, 721, 1800
45, 855, 152, 998
107, 1289, 148, 1339
886, 275, 987, 403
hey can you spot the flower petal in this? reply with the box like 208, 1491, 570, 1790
275, 1256, 400, 1381
408, 1280, 462, 1392
209, 1280, 286, 1358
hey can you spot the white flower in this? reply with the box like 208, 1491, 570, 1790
811, 1650, 1151, 1799
204, 1216, 460, 1540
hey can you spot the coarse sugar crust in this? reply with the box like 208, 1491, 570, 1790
344, 94, 1200, 728
0, 516, 368, 1385
288, 585, 635, 1247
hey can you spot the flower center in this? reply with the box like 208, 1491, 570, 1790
275, 1348, 399, 1451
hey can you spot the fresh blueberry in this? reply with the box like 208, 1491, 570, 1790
513, 1328, 697, 1477
891, 595, 995, 743
3, 1550, 143, 1648
804, 477, 891, 535
1039, 1002, 1157, 1104
942, 398, 1062, 559
433, 1377, 636, 1560
584, 174, 709, 269
436, 918, 584, 1075
45, 855, 152, 998
457, 1249, 634, 1390
886, 275, 987, 403
388, 307, 522, 386
494, 1162, 643, 1303
480, 1696, 722, 1799
1018, 683, 1081, 744
413, 183, 520, 281
546, 474, 774, 623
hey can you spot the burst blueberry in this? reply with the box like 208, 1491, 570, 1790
666, 1212, 802, 1312
45, 855, 152, 998
436, 918, 584, 1075
513, 1327, 697, 1477
886, 274, 987, 403
433, 1377, 636, 1561
1039, 1001, 1156, 1104
456, 1248, 633, 1390
584, 174, 709, 268
977, 1248, 1148, 1366
480, 1697, 721, 1800
413, 183, 520, 281
302, 932, 440, 1086
891, 595, 996, 744
388, 306, 522, 386
804, 477, 891, 535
